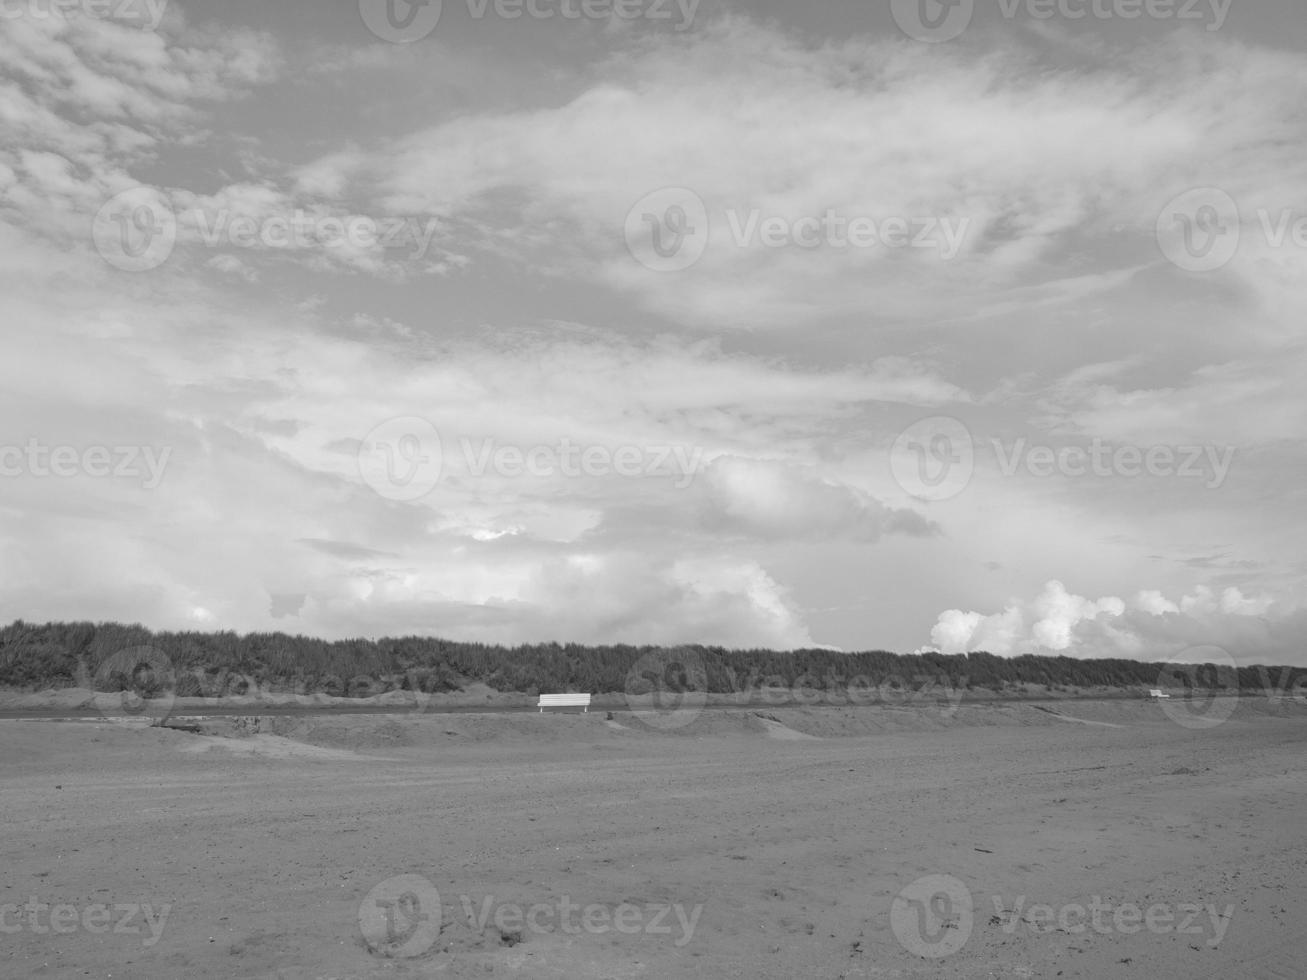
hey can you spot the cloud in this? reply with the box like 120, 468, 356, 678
0, 282, 945, 643
2, 6, 1305, 657
278, 552, 817, 649
699, 455, 936, 542
281, 19, 1307, 328
926, 579, 1293, 664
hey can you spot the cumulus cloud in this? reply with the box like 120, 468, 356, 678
926, 580, 1291, 664
269, 552, 817, 650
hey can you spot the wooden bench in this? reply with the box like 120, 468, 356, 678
538, 693, 591, 713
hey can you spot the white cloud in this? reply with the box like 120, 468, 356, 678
927, 579, 1290, 663
700, 455, 935, 542
291, 21, 1307, 328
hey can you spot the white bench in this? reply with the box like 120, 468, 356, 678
538, 693, 591, 713
1148, 689, 1172, 699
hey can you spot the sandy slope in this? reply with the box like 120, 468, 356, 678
0, 700, 1303, 979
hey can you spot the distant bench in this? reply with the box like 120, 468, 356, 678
538, 693, 591, 713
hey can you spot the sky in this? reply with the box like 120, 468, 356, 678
1, 0, 1304, 664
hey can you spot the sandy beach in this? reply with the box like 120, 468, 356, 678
1, 698, 1303, 979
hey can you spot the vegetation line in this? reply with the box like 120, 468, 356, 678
1, 620, 1300, 700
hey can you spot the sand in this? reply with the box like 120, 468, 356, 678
1, 698, 1303, 979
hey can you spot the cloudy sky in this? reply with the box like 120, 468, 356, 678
1, 0, 1304, 663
